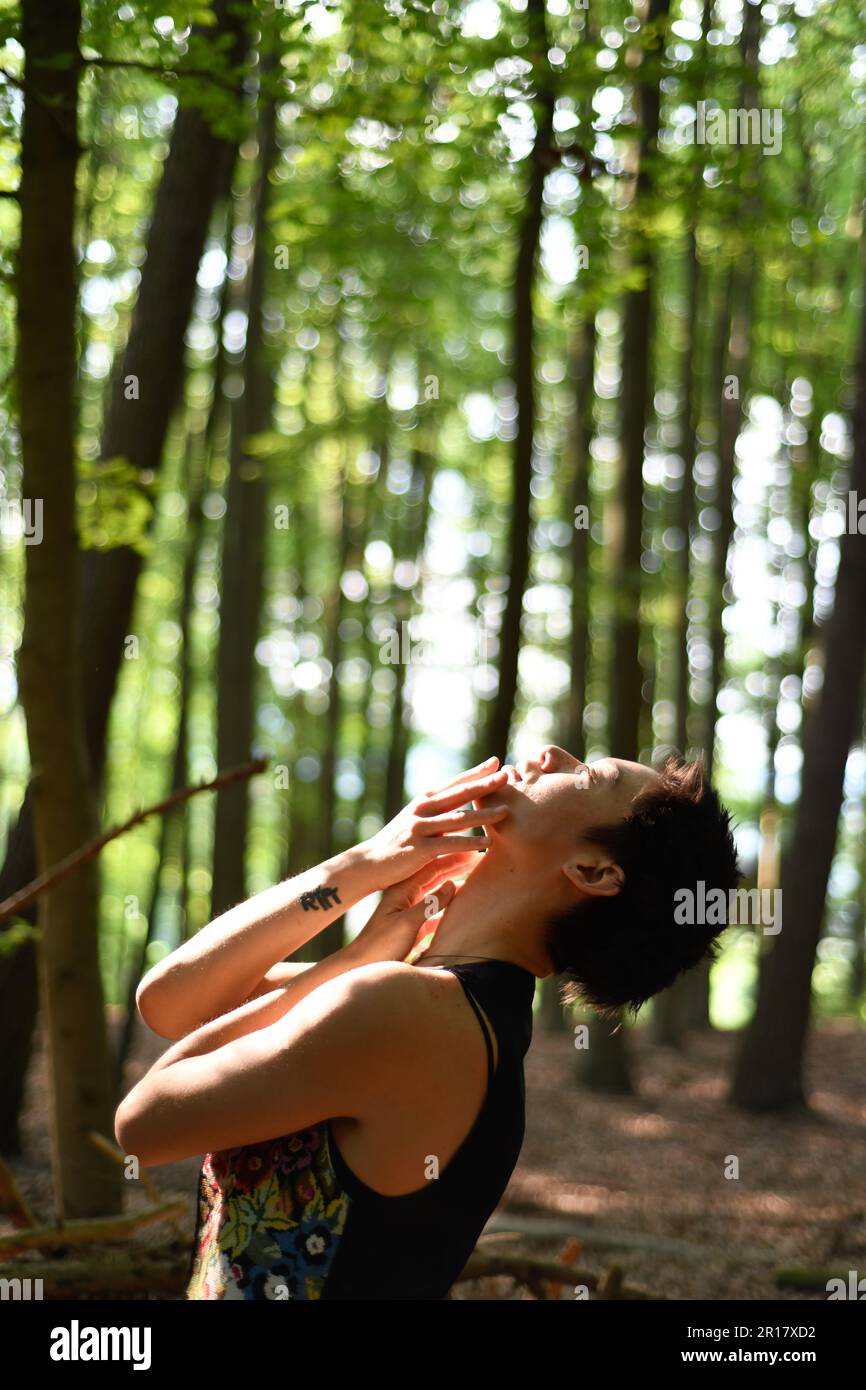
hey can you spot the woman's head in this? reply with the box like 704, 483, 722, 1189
476, 746, 740, 1015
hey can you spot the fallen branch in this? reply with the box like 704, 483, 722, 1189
487, 1210, 779, 1264
457, 1250, 659, 1300
0, 1199, 186, 1257
0, 758, 267, 925
88, 1131, 188, 1240
774, 1266, 848, 1292
0, 1251, 188, 1299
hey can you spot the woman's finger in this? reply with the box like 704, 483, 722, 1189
411, 856, 477, 897
422, 756, 500, 797
430, 850, 484, 873
417, 805, 507, 835
430, 833, 493, 853
415, 769, 508, 816
425, 848, 483, 867
377, 853, 477, 914
382, 859, 450, 900
420, 880, 456, 914
413, 851, 479, 882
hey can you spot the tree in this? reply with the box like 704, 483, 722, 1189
484, 0, 555, 760
579, 0, 670, 1096
0, 0, 247, 1152
212, 86, 277, 918
16, 0, 119, 1218
730, 238, 866, 1112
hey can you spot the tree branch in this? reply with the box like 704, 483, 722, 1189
89, 1131, 188, 1239
0, 758, 267, 926
456, 1249, 659, 1299
79, 54, 241, 96
0, 1200, 186, 1256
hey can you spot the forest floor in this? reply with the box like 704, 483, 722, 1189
7, 1015, 865, 1301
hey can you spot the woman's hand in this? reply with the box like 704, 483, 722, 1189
358, 757, 509, 890
350, 853, 479, 965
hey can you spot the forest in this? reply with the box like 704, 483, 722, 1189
1, 0, 865, 1315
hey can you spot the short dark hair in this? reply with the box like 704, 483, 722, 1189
544, 755, 740, 1020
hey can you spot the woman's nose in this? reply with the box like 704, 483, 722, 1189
539, 745, 580, 771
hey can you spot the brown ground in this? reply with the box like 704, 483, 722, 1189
7, 1016, 865, 1300
469, 1018, 866, 1300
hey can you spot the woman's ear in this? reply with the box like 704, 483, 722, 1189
561, 857, 625, 898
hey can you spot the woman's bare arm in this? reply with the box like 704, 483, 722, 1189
243, 961, 315, 1000
116, 959, 425, 1167
135, 847, 374, 1040
134, 761, 508, 1041
140, 941, 372, 1078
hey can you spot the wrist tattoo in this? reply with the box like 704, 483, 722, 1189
299, 885, 341, 912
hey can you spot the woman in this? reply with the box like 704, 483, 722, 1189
116, 757, 530, 1299
116, 745, 737, 1299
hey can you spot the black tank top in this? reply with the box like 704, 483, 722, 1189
186, 959, 536, 1301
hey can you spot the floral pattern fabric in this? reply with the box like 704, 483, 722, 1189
187, 1123, 350, 1300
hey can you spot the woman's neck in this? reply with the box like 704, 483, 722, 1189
413, 851, 551, 977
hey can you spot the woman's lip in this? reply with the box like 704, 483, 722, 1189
501, 764, 523, 786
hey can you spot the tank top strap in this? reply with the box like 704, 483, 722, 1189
439, 959, 536, 1064
449, 974, 496, 1087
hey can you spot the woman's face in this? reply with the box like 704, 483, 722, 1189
475, 745, 659, 864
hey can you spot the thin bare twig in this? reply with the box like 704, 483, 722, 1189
0, 758, 267, 926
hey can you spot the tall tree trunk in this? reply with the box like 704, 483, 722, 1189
306, 406, 377, 960
608, 0, 670, 766
672, 223, 702, 760
651, 179, 704, 1049
730, 248, 866, 1111
681, 272, 741, 1036
850, 806, 866, 1005
542, 316, 596, 1036
284, 498, 316, 881
684, 4, 762, 1037
212, 94, 277, 917
318, 452, 352, 874
562, 315, 595, 755
383, 443, 434, 821
17, 0, 119, 1217
579, 0, 669, 1096
705, 266, 753, 782
316, 347, 382, 881
0, 4, 245, 1153
355, 439, 390, 833
484, 0, 554, 760
115, 428, 207, 1084
704, 0, 761, 780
